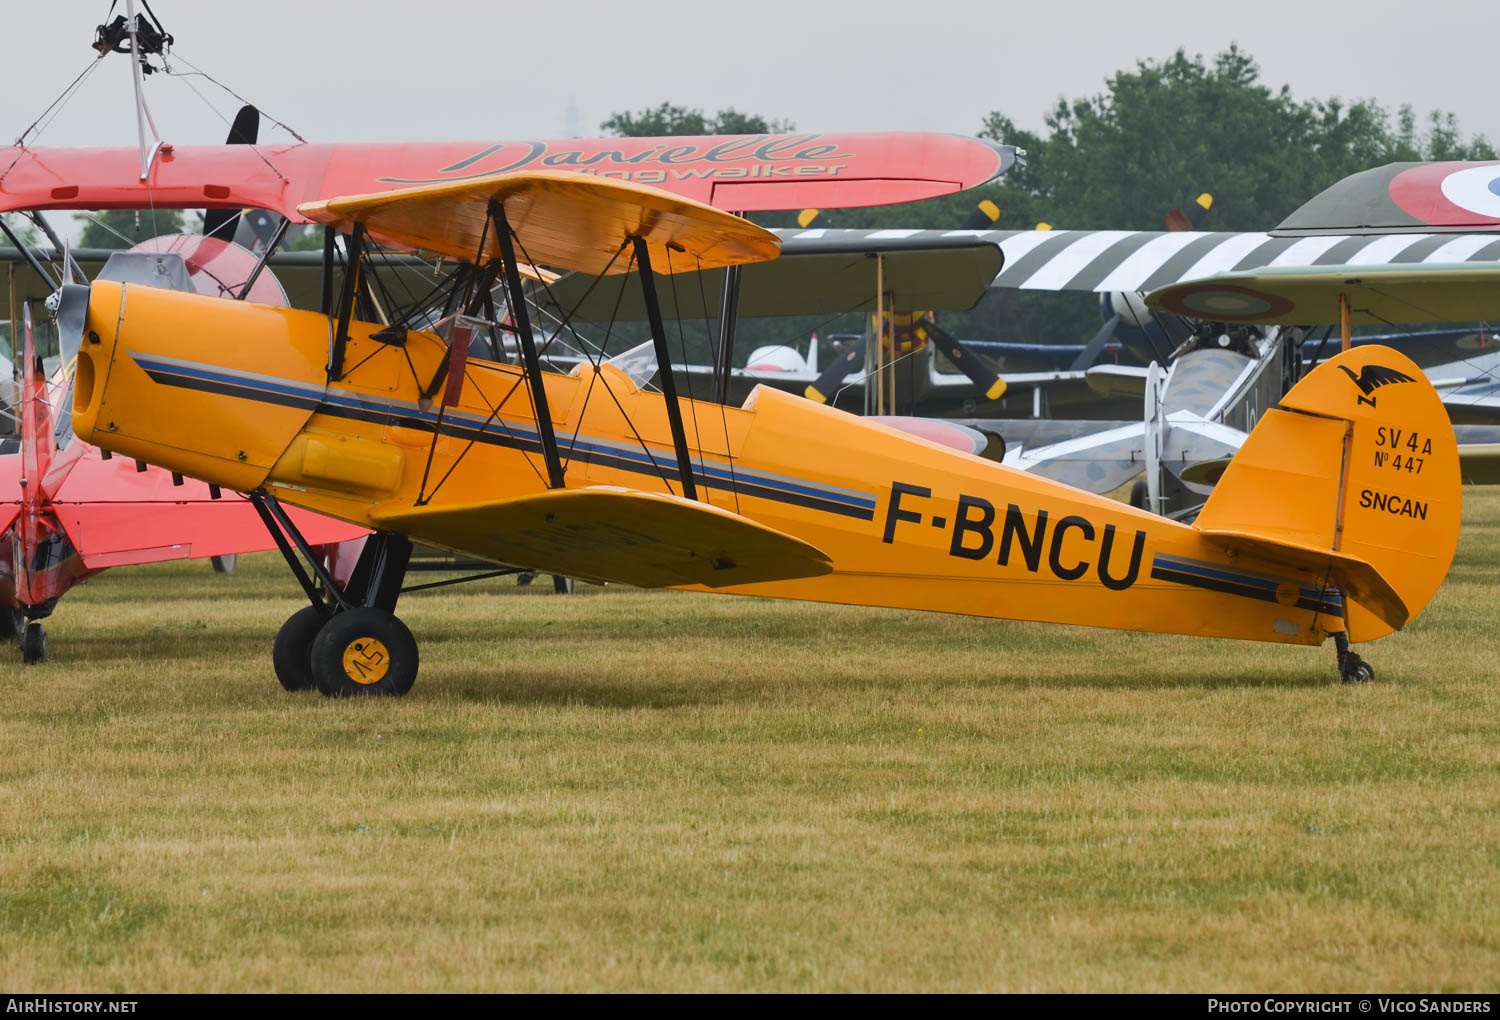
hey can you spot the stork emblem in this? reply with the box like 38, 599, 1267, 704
1338, 363, 1415, 408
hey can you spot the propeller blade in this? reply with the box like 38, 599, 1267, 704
26, 211, 85, 285
919, 320, 1006, 400
1069, 313, 1121, 371
244, 208, 283, 250
225, 104, 260, 145
957, 199, 1000, 230
797, 208, 829, 229
804, 338, 865, 404
1165, 192, 1212, 232
203, 105, 261, 242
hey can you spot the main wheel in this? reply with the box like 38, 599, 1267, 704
0, 607, 23, 642
1129, 479, 1150, 511
272, 606, 327, 692
309, 608, 418, 698
211, 554, 238, 575
20, 621, 47, 664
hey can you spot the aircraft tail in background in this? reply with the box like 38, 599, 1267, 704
1193, 345, 1462, 643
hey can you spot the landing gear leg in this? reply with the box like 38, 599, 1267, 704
0, 607, 23, 641
20, 620, 47, 664
250, 489, 419, 699
1333, 630, 1374, 685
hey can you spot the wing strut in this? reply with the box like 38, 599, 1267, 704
327, 223, 365, 381
632, 236, 699, 501
711, 264, 742, 404
489, 200, 567, 489
236, 215, 290, 300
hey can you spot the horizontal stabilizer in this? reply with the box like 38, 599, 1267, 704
1194, 526, 1409, 631
1458, 443, 1500, 484
1085, 363, 1150, 399
371, 486, 833, 588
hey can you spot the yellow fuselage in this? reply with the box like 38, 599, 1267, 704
73, 281, 1349, 646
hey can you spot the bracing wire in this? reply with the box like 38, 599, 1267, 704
695, 255, 741, 515
666, 246, 708, 499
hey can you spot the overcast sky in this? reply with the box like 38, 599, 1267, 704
10, 0, 1497, 152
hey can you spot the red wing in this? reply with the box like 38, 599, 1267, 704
42, 445, 365, 569
54, 499, 366, 570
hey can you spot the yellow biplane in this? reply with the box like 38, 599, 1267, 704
68, 171, 1462, 695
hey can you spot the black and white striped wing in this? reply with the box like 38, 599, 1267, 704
984, 229, 1500, 293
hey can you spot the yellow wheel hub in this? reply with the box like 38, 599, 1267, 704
342, 637, 392, 685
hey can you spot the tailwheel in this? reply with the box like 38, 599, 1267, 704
1341, 655, 1375, 685
272, 606, 327, 692
309, 608, 418, 698
1333, 630, 1374, 685
20, 621, 47, 664
0, 607, 23, 642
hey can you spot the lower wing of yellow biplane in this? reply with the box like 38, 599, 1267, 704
371, 487, 832, 589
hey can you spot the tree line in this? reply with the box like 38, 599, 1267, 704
606, 45, 1494, 233
605, 45, 1495, 346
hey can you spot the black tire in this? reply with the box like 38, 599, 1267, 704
552, 575, 574, 595
309, 608, 418, 698
0, 607, 23, 642
1129, 479, 1150, 510
20, 621, 46, 664
272, 606, 326, 692
211, 554, 238, 575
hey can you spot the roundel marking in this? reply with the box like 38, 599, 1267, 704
1440, 164, 1500, 219
1155, 283, 1295, 322
1389, 161, 1500, 227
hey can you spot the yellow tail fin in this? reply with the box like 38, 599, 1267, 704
1194, 345, 1461, 641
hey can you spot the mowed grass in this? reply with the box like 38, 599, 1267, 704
1, 492, 1498, 993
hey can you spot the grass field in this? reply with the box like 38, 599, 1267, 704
2, 490, 1498, 992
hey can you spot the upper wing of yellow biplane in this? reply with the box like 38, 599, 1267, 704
1144, 262, 1500, 324
298, 170, 780, 276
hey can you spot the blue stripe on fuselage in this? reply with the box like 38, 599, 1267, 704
129, 353, 878, 520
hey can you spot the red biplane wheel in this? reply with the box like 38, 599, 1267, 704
20, 622, 47, 665
309, 608, 418, 698
0, 607, 23, 642
273, 606, 326, 692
